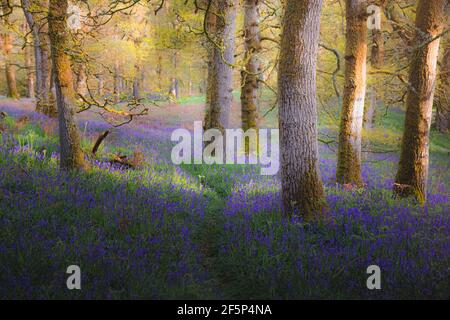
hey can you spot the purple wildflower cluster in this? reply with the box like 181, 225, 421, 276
0, 102, 448, 299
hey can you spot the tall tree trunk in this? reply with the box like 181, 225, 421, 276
1, 0, 19, 99
278, 0, 326, 218
435, 45, 449, 133
364, 2, 385, 129
23, 22, 35, 98
364, 89, 376, 129
96, 74, 104, 97
370, 29, 384, 68
156, 53, 162, 91
133, 64, 140, 100
21, 0, 55, 116
48, 0, 86, 170
336, 0, 368, 187
204, 4, 217, 129
22, 0, 43, 104
204, 0, 238, 131
240, 0, 261, 132
113, 59, 120, 103
74, 63, 88, 97
132, 39, 142, 100
169, 51, 179, 99
394, 0, 447, 204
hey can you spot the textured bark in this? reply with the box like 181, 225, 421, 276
132, 64, 140, 100
364, 89, 376, 129
132, 39, 142, 100
21, 0, 55, 116
370, 29, 384, 69
96, 74, 104, 97
394, 0, 447, 204
1, 0, 19, 99
278, 0, 326, 218
336, 0, 368, 187
23, 22, 35, 98
204, 0, 238, 131
365, 1, 386, 129
204, 5, 217, 129
113, 59, 120, 103
169, 51, 179, 99
74, 63, 88, 97
48, 0, 86, 170
22, 0, 42, 102
435, 45, 449, 133
240, 0, 261, 132
156, 54, 163, 91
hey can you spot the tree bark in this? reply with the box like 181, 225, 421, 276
435, 45, 449, 133
21, 0, 55, 116
23, 22, 35, 98
1, 0, 19, 99
74, 62, 88, 98
278, 0, 326, 218
113, 59, 120, 103
133, 64, 140, 100
240, 0, 261, 132
156, 53, 162, 91
169, 51, 180, 99
364, 1, 386, 129
204, 0, 238, 131
336, 0, 368, 187
394, 0, 447, 204
48, 0, 86, 170
96, 74, 104, 97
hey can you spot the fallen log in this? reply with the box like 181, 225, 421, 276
92, 130, 110, 155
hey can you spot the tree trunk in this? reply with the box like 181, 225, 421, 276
435, 45, 449, 133
204, 0, 238, 131
394, 0, 447, 204
336, 0, 368, 187
21, 0, 55, 116
156, 53, 162, 91
133, 64, 140, 100
169, 78, 179, 99
364, 89, 376, 129
169, 51, 180, 99
1, 0, 19, 99
240, 0, 261, 132
278, 0, 326, 218
74, 63, 88, 97
22, 0, 42, 104
23, 22, 35, 98
370, 30, 384, 69
365, 2, 386, 129
113, 59, 120, 103
48, 0, 86, 170
96, 74, 104, 97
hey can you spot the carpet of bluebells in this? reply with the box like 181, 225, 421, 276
0, 100, 448, 299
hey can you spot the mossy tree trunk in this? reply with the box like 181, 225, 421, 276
278, 0, 326, 218
48, 0, 86, 170
394, 0, 447, 204
336, 0, 368, 187
435, 45, 449, 133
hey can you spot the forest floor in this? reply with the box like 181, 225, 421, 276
0, 97, 449, 299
